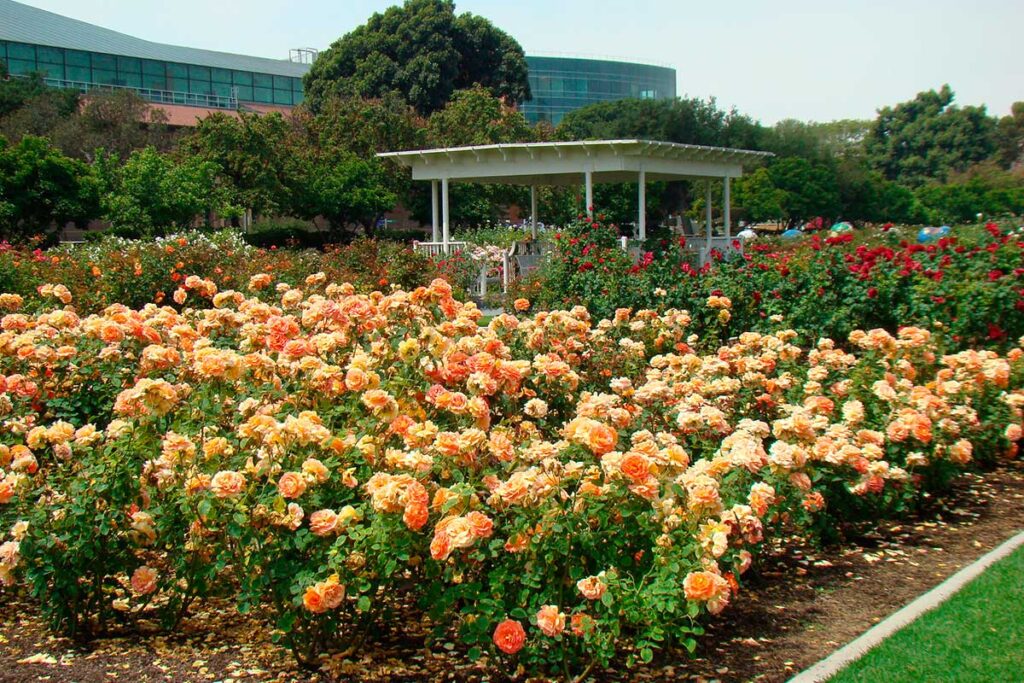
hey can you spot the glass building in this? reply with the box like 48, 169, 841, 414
521, 56, 677, 125
0, 0, 307, 111
0, 0, 676, 123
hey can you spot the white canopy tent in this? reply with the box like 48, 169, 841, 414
378, 139, 772, 259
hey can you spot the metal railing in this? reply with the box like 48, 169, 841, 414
35, 76, 239, 110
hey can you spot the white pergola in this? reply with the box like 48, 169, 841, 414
378, 139, 771, 256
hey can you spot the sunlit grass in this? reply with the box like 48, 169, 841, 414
829, 543, 1024, 682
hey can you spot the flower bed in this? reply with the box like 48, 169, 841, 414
512, 220, 1024, 350
0, 231, 442, 314
0, 278, 1021, 678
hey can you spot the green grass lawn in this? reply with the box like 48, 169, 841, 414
828, 543, 1024, 683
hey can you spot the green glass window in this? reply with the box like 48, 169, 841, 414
234, 85, 254, 101
188, 65, 210, 81
292, 91, 304, 104
142, 59, 164, 75
190, 79, 212, 95
0, 42, 7, 60
292, 78, 303, 93
117, 56, 140, 74
66, 65, 90, 82
253, 86, 273, 103
37, 63, 64, 79
66, 50, 90, 67
7, 42, 34, 60
253, 73, 272, 88
167, 63, 187, 79
142, 73, 167, 90
92, 53, 116, 70
272, 75, 290, 91
121, 72, 142, 88
212, 82, 233, 98
7, 60, 36, 75
232, 71, 252, 86
211, 67, 232, 84
93, 68, 117, 85
273, 89, 292, 105
37, 46, 63, 65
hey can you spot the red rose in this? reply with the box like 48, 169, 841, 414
493, 619, 526, 654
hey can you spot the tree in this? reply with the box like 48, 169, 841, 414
407, 86, 535, 226
765, 157, 841, 226
0, 134, 99, 238
996, 102, 1024, 168
49, 90, 175, 162
97, 147, 232, 234
296, 92, 425, 211
0, 63, 78, 118
864, 85, 997, 187
286, 150, 396, 239
303, 0, 530, 115
732, 167, 785, 223
180, 111, 293, 217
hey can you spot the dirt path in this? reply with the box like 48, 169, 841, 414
2, 464, 1023, 683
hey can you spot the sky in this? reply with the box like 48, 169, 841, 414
13, 0, 1024, 124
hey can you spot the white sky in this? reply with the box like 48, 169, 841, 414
13, 0, 1024, 124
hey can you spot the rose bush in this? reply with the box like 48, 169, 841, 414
512, 219, 1024, 350
0, 231, 443, 314
0, 276, 1021, 677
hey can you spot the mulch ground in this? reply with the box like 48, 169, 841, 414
2, 463, 1023, 683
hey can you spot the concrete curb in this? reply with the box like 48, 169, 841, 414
787, 529, 1024, 683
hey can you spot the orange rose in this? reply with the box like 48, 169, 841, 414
130, 566, 158, 597
619, 452, 650, 484
576, 575, 606, 600
586, 423, 618, 455
683, 571, 728, 602
210, 470, 245, 498
493, 619, 526, 654
513, 298, 530, 312
570, 612, 594, 636
303, 585, 326, 613
465, 511, 494, 539
309, 509, 339, 536
277, 472, 307, 499
536, 605, 565, 637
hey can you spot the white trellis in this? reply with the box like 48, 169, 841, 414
380, 139, 771, 267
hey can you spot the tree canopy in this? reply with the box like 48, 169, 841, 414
303, 0, 530, 115
864, 85, 997, 187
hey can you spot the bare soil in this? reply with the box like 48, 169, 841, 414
2, 463, 1023, 683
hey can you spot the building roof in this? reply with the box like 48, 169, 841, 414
0, 0, 309, 77
378, 139, 772, 185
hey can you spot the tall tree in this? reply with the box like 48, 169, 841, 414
180, 111, 293, 217
97, 147, 232, 235
996, 102, 1024, 169
864, 85, 997, 187
303, 0, 530, 115
49, 90, 175, 162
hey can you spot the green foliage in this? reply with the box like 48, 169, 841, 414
916, 163, 1024, 223
97, 147, 234, 235
0, 134, 99, 238
303, 0, 530, 115
865, 85, 998, 187
179, 112, 293, 216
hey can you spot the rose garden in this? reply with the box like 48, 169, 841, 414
1, 1, 1024, 682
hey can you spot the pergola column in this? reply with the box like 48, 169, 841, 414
431, 180, 439, 243
637, 166, 646, 241
723, 176, 731, 243
530, 185, 538, 239
584, 169, 593, 218
441, 177, 450, 253
705, 181, 713, 259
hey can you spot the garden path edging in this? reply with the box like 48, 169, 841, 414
787, 528, 1024, 683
